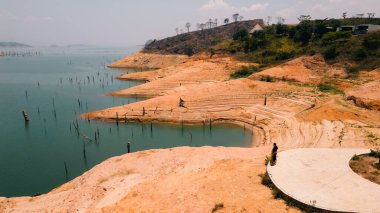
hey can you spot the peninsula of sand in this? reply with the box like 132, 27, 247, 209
1, 51, 380, 212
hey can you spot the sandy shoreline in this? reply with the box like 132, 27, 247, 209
1, 51, 380, 212
1, 146, 301, 213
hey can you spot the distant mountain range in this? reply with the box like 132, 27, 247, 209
0, 42, 32, 48
49, 44, 90, 48
66, 44, 89, 48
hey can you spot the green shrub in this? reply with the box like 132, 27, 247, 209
262, 50, 276, 57
242, 31, 270, 52
227, 41, 244, 54
260, 173, 275, 188
264, 155, 272, 165
211, 38, 222, 45
369, 149, 380, 157
209, 48, 216, 57
321, 31, 352, 44
233, 29, 249, 41
276, 24, 289, 35
212, 203, 224, 212
275, 51, 295, 60
352, 48, 367, 61
368, 134, 376, 138
228, 49, 237, 54
260, 75, 274, 82
293, 20, 314, 44
323, 45, 338, 60
184, 47, 194, 56
369, 149, 380, 165
313, 20, 329, 39
325, 19, 342, 29
231, 66, 260, 78
308, 49, 316, 56
259, 64, 267, 69
252, 31, 269, 46
317, 84, 344, 94
352, 154, 359, 161
345, 66, 360, 77
362, 31, 380, 50
288, 27, 296, 38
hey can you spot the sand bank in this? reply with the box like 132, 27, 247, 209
250, 55, 346, 83
108, 52, 189, 69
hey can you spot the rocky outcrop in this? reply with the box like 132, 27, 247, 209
347, 95, 380, 111
345, 70, 380, 111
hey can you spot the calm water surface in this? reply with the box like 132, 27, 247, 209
0, 47, 252, 197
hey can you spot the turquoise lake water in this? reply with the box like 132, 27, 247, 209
0, 47, 252, 197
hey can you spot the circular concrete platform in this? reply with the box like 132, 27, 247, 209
267, 148, 380, 213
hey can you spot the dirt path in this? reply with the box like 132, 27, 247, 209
267, 148, 380, 213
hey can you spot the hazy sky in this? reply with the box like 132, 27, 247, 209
0, 0, 379, 46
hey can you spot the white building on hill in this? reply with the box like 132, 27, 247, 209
249, 23, 264, 34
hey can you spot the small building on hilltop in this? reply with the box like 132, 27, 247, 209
337, 24, 380, 34
338, 26, 356, 32
355, 24, 380, 34
249, 23, 264, 34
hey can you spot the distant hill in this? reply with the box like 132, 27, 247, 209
67, 44, 89, 48
0, 42, 31, 48
143, 20, 264, 55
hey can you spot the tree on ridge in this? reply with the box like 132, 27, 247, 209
185, 22, 191, 32
342, 12, 347, 19
233, 13, 239, 22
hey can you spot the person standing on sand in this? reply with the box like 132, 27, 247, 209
179, 97, 185, 108
272, 143, 278, 164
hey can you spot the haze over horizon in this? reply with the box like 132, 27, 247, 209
0, 0, 379, 47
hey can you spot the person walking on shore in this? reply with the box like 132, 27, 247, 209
272, 143, 278, 164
